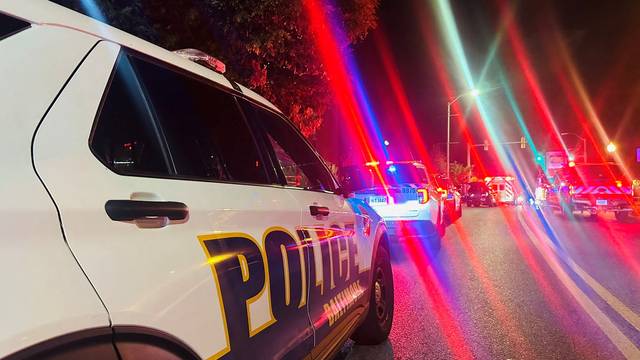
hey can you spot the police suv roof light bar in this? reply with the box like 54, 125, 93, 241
173, 48, 226, 74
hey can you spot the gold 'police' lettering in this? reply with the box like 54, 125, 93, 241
198, 223, 368, 359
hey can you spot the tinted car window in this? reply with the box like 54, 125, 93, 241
92, 52, 268, 185
240, 101, 336, 191
0, 13, 30, 41
383, 163, 428, 185
91, 55, 170, 176
340, 165, 374, 191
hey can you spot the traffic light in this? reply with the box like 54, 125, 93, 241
535, 154, 544, 164
520, 136, 526, 149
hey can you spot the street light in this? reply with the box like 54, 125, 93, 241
606, 142, 617, 153
446, 88, 479, 179
383, 139, 390, 146
560, 132, 587, 162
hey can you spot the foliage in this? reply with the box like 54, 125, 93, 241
449, 161, 473, 186
430, 145, 473, 186
53, 0, 379, 136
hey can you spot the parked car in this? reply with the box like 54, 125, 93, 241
0, 2, 393, 359
466, 181, 498, 207
430, 175, 462, 223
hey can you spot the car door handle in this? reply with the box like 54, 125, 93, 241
310, 205, 330, 216
105, 200, 189, 221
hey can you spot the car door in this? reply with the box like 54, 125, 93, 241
32, 42, 313, 359
238, 100, 374, 357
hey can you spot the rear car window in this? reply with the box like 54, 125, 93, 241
91, 51, 269, 185
0, 13, 30, 41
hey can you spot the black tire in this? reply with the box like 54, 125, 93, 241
351, 245, 394, 345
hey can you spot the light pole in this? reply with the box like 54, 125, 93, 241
447, 89, 478, 179
560, 132, 587, 162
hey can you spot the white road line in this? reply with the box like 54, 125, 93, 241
531, 211, 640, 331
564, 255, 640, 332
517, 210, 640, 359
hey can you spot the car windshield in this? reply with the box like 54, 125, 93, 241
383, 163, 428, 185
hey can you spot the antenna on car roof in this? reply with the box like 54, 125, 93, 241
173, 48, 226, 74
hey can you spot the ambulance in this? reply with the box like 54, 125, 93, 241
485, 176, 521, 205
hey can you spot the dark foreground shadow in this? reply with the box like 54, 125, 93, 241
334, 339, 394, 360
388, 232, 442, 264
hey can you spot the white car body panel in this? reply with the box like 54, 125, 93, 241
32, 40, 308, 358
0, 25, 109, 356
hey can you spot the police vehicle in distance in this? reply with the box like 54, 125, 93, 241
0, 1, 393, 358
340, 161, 445, 242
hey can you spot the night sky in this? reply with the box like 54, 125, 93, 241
318, 0, 640, 172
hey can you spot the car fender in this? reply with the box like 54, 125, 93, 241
345, 198, 388, 295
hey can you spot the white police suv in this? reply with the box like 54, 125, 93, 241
0, 1, 393, 359
341, 161, 445, 243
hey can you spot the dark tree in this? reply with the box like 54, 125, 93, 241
53, 0, 379, 136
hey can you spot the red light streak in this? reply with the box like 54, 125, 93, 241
497, 0, 567, 156
304, 0, 393, 195
449, 221, 535, 358
371, 30, 439, 174
400, 230, 475, 360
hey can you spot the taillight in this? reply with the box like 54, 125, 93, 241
363, 215, 371, 237
417, 188, 429, 204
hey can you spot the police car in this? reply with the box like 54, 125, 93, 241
0, 2, 393, 359
340, 161, 445, 242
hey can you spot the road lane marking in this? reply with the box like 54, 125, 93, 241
526, 211, 640, 332
563, 255, 640, 332
517, 210, 640, 359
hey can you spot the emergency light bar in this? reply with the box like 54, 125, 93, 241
173, 48, 226, 74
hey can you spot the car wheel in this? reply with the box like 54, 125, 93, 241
351, 245, 394, 345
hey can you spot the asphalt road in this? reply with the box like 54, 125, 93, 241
339, 206, 640, 359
